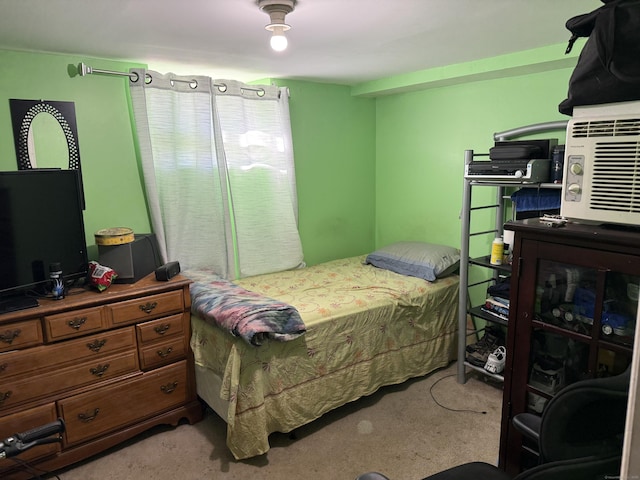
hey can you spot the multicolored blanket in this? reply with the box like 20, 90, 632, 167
190, 280, 306, 346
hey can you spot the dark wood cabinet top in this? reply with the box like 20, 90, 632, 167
505, 219, 640, 253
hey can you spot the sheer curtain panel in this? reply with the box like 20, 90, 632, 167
129, 70, 303, 279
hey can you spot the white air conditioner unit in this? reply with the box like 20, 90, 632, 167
561, 100, 640, 226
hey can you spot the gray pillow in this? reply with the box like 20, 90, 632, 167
365, 241, 460, 281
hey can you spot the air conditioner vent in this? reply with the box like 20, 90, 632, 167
590, 141, 640, 212
571, 118, 640, 138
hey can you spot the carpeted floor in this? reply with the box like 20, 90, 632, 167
54, 362, 502, 480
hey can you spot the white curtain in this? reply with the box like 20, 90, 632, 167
129, 70, 303, 279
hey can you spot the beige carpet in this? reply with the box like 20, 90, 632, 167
55, 362, 502, 480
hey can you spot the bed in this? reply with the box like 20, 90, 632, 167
186, 248, 460, 460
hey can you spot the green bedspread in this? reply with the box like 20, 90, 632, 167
190, 255, 459, 459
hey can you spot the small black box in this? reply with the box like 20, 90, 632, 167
98, 234, 161, 283
155, 261, 181, 281
492, 139, 558, 160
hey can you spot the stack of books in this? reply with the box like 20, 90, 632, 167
482, 296, 510, 322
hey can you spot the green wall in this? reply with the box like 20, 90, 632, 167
0, 49, 376, 266
0, 50, 148, 260
374, 67, 573, 254
0, 46, 579, 269
283, 80, 376, 265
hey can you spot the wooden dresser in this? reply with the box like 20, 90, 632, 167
0, 274, 203, 479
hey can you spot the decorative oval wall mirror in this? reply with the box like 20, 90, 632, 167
9, 99, 84, 208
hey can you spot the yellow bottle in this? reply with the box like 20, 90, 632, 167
490, 237, 504, 265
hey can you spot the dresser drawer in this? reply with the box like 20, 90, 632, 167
0, 403, 59, 472
60, 360, 188, 446
44, 306, 106, 341
0, 327, 136, 381
0, 351, 138, 412
0, 319, 43, 352
139, 337, 186, 370
136, 313, 185, 344
107, 291, 184, 327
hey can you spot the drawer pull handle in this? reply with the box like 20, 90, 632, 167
139, 302, 158, 314
161, 381, 178, 394
0, 363, 7, 373
78, 408, 100, 422
68, 317, 87, 330
154, 324, 171, 335
157, 347, 173, 359
0, 390, 12, 405
90, 363, 110, 377
87, 339, 107, 352
0, 329, 21, 345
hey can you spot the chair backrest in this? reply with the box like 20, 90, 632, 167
538, 367, 630, 463
514, 454, 622, 480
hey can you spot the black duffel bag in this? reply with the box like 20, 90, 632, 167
558, 0, 640, 116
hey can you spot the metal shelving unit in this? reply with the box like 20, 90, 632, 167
457, 158, 563, 383
457, 158, 514, 384
457, 121, 568, 384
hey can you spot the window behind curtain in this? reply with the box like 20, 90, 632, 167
130, 72, 303, 279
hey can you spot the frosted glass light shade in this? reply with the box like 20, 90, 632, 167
267, 24, 289, 51
270, 33, 288, 51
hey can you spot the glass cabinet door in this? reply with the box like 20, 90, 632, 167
601, 271, 639, 343
534, 261, 597, 337
526, 257, 637, 413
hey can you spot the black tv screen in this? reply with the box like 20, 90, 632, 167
0, 169, 88, 303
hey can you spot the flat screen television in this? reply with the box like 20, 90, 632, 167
0, 169, 88, 314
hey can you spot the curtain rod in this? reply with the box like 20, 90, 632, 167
76, 62, 272, 95
77, 62, 139, 81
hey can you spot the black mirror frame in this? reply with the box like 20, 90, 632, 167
9, 99, 84, 208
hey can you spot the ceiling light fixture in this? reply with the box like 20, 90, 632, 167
258, 0, 296, 52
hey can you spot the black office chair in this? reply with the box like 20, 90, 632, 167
356, 454, 621, 480
356, 367, 631, 480
513, 365, 630, 465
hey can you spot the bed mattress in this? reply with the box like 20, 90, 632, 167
189, 255, 459, 459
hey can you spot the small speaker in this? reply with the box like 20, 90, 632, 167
155, 261, 181, 281
98, 234, 161, 283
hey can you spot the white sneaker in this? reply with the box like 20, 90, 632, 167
484, 346, 506, 374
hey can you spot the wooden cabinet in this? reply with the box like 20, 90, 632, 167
0, 274, 203, 479
498, 220, 638, 475
0, 404, 59, 472
59, 361, 189, 446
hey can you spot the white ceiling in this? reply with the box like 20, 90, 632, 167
0, 0, 601, 85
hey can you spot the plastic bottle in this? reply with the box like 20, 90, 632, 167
490, 237, 504, 265
49, 262, 64, 300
